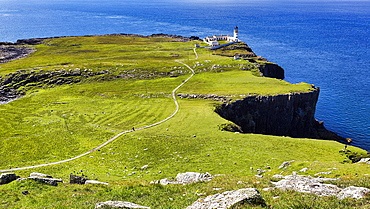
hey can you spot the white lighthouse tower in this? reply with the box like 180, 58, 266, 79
233, 26, 239, 42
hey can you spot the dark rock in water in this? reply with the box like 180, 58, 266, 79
0, 173, 20, 185
70, 174, 87, 184
187, 188, 266, 209
314, 121, 352, 143
215, 88, 350, 142
95, 201, 150, 209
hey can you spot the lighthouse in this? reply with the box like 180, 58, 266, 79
203, 27, 240, 46
233, 26, 239, 42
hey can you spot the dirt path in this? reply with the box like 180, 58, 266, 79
0, 55, 196, 173
193, 48, 198, 59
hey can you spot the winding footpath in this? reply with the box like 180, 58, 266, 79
0, 52, 197, 173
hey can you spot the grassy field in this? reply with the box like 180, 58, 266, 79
0, 35, 369, 208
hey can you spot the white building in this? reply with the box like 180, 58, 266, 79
204, 26, 239, 46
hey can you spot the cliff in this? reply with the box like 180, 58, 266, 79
258, 63, 284, 80
215, 88, 351, 142
211, 42, 284, 79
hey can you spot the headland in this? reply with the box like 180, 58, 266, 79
0, 33, 351, 143
0, 33, 369, 209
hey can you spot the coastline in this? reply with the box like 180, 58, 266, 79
0, 34, 354, 145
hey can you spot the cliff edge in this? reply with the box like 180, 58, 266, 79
215, 88, 351, 142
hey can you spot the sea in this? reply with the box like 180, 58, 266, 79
0, 0, 369, 150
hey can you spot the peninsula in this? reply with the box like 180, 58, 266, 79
0, 33, 350, 143
0, 33, 368, 208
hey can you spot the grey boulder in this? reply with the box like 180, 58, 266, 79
157, 172, 213, 185
269, 175, 370, 199
29, 172, 53, 178
95, 201, 150, 209
187, 188, 266, 209
70, 174, 87, 184
28, 173, 63, 186
337, 186, 370, 200
271, 175, 341, 197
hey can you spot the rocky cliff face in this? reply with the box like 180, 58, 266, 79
0, 68, 114, 103
0, 46, 35, 64
215, 88, 350, 142
258, 63, 284, 80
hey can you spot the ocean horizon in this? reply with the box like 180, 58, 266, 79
1, 0, 369, 150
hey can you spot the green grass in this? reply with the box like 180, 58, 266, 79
212, 42, 256, 57
0, 77, 181, 168
0, 36, 195, 76
0, 35, 369, 208
180, 70, 313, 99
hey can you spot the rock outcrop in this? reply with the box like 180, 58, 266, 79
28, 176, 63, 186
337, 186, 370, 200
215, 88, 350, 142
266, 175, 370, 199
95, 201, 150, 209
278, 160, 295, 169
70, 174, 87, 184
0, 33, 201, 104
258, 63, 284, 79
70, 174, 109, 185
0, 173, 19, 185
29, 172, 53, 178
270, 175, 341, 197
177, 93, 230, 103
187, 188, 266, 209
0, 68, 113, 103
152, 172, 213, 185
28, 172, 63, 186
0, 46, 35, 63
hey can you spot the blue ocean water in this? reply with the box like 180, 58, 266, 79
0, 0, 369, 150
